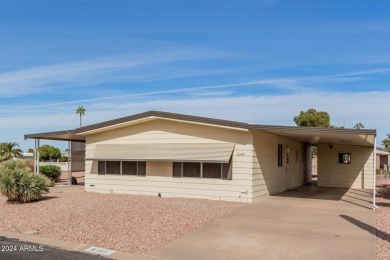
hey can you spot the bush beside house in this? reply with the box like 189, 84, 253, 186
0, 160, 50, 203
39, 165, 62, 182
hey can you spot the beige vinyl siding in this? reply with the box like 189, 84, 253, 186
317, 144, 374, 189
85, 119, 254, 202
252, 130, 305, 198
85, 175, 251, 200
251, 152, 267, 201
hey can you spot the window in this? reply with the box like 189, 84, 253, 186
278, 144, 283, 167
222, 163, 231, 179
97, 161, 146, 175
338, 153, 351, 164
138, 161, 146, 176
98, 161, 105, 175
183, 162, 201, 177
203, 163, 221, 178
173, 161, 232, 180
106, 161, 120, 175
122, 161, 137, 175
173, 162, 182, 177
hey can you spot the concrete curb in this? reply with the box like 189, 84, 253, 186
0, 230, 154, 260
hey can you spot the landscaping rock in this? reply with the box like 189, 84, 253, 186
0, 190, 242, 254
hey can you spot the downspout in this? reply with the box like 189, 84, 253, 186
34, 139, 37, 174
373, 136, 378, 210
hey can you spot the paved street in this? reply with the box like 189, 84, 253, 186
0, 236, 106, 260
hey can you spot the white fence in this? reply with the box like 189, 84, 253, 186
39, 162, 84, 171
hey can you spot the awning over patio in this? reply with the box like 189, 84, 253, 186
24, 130, 86, 142
24, 130, 86, 185
250, 126, 376, 146
85, 143, 235, 163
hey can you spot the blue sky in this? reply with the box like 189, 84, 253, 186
0, 0, 389, 151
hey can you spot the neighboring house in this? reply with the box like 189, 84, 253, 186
22, 152, 34, 159
376, 150, 390, 172
25, 111, 376, 202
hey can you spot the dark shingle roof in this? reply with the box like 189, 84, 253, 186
76, 110, 251, 133
24, 110, 376, 143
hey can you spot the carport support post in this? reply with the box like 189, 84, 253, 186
305, 143, 312, 184
34, 139, 40, 174
67, 141, 72, 186
373, 137, 378, 209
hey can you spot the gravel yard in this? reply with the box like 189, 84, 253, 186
376, 177, 390, 260
0, 188, 242, 254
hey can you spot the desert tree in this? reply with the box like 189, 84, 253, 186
293, 108, 331, 128
353, 122, 365, 129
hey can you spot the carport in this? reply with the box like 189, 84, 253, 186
250, 125, 377, 208
24, 130, 86, 185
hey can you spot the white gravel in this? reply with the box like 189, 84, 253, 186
0, 189, 242, 253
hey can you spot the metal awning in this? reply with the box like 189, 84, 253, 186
85, 143, 235, 162
24, 130, 86, 142
250, 126, 376, 146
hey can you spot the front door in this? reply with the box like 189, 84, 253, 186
286, 149, 296, 190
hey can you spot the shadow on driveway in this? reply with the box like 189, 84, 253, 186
340, 214, 390, 242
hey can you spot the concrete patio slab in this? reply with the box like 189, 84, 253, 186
148, 186, 376, 260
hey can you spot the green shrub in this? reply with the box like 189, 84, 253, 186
59, 156, 68, 162
0, 161, 50, 203
39, 165, 62, 182
24, 159, 35, 172
0, 160, 29, 171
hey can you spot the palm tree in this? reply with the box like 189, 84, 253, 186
0, 142, 23, 160
75, 106, 86, 128
353, 122, 365, 129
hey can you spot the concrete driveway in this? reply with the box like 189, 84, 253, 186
148, 186, 376, 260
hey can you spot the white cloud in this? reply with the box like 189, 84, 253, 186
0, 78, 304, 112
188, 91, 233, 96
0, 48, 229, 96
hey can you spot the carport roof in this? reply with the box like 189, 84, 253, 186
24, 130, 85, 142
24, 110, 376, 146
250, 125, 376, 146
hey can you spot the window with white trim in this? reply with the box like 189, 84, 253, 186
97, 161, 146, 175
172, 161, 232, 180
338, 153, 351, 164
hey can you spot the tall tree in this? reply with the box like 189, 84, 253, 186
353, 122, 365, 129
0, 142, 23, 160
382, 134, 390, 153
75, 106, 86, 127
293, 108, 331, 128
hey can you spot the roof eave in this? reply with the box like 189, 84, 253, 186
249, 125, 377, 136
75, 110, 250, 135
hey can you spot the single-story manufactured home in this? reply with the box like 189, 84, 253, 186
25, 111, 376, 203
